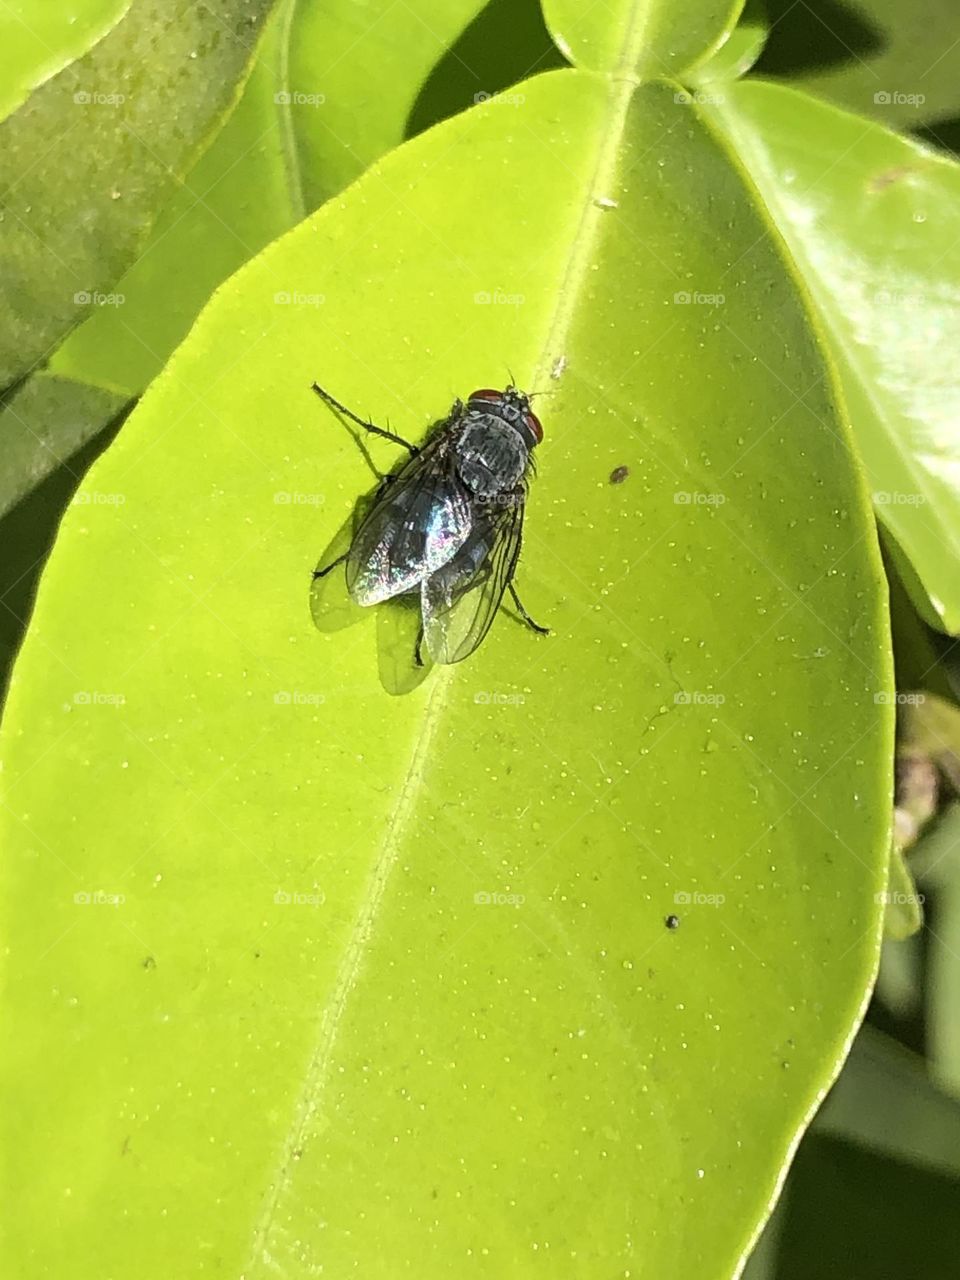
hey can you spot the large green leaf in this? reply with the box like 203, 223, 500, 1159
0, 65, 891, 1280
709, 81, 960, 634
0, 0, 276, 391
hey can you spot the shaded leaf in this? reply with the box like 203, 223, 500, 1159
0, 372, 129, 517
49, 3, 300, 396
883, 842, 923, 940
0, 0, 129, 121
0, 0, 277, 390
769, 1133, 960, 1280
755, 0, 960, 137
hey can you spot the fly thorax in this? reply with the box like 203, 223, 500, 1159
456, 416, 527, 497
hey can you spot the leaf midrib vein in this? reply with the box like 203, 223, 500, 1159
247, 7, 649, 1266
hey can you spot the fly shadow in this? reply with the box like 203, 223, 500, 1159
309, 427, 431, 698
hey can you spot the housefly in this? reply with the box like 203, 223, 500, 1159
311, 382, 548, 665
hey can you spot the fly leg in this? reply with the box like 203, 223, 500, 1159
312, 383, 419, 456
508, 583, 550, 635
312, 552, 347, 582
414, 621, 426, 668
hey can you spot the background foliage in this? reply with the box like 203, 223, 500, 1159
0, 2, 958, 1277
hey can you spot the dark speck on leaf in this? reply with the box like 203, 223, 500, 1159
142, 955, 156, 969
609, 465, 630, 484
665, 914, 680, 930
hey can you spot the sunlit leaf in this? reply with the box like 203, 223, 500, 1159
0, 62, 891, 1280
710, 82, 960, 632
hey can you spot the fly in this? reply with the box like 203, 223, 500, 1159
311, 381, 549, 665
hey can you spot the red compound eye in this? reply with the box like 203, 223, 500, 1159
524, 410, 544, 444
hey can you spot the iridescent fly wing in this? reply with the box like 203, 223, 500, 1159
421, 490, 525, 664
346, 433, 472, 605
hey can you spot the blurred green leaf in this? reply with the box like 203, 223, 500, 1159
899, 692, 960, 783
913, 800, 960, 886
884, 842, 923, 940
692, 0, 766, 86
745, 1025, 960, 1276
710, 81, 960, 633
49, 3, 299, 396
819, 1022, 960, 1171
874, 927, 923, 1019
755, 0, 960, 137
887, 553, 954, 700
0, 0, 129, 121
922, 805, 960, 1097
0, 396, 128, 697
766, 1133, 960, 1279
0, 372, 129, 518
0, 0, 277, 391
543, 0, 744, 77
0, 59, 892, 1277
0, 370, 129, 702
